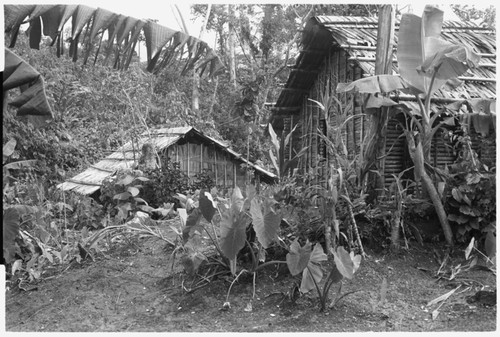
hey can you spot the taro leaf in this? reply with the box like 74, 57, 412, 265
116, 174, 135, 186
181, 248, 207, 276
249, 198, 280, 249
244, 185, 257, 208
219, 199, 252, 261
300, 243, 328, 293
199, 190, 216, 222
286, 239, 312, 276
127, 186, 140, 197
231, 186, 245, 212
484, 231, 496, 261
332, 246, 356, 280
116, 202, 132, 221
113, 191, 132, 201
182, 208, 203, 243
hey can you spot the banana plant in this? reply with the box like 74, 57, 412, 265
4, 4, 224, 77
336, 5, 490, 246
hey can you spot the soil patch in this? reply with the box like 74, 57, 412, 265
4, 236, 497, 332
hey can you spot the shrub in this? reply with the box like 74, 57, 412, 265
445, 134, 496, 244
141, 158, 215, 208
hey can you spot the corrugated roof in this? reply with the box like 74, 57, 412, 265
273, 15, 496, 111
57, 126, 277, 195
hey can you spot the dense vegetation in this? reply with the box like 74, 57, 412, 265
3, 4, 496, 306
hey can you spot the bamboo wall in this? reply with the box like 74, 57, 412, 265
289, 48, 367, 188
286, 46, 496, 193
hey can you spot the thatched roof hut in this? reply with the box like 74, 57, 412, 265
270, 14, 496, 190
58, 126, 277, 195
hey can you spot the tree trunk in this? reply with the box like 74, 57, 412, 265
364, 5, 395, 204
408, 137, 454, 246
226, 4, 237, 90
191, 4, 212, 112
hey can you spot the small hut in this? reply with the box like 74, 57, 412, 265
270, 15, 496, 191
57, 126, 277, 195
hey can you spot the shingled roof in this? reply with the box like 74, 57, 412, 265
273, 15, 496, 110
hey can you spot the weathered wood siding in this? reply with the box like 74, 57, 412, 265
164, 142, 249, 188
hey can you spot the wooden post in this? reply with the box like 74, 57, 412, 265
200, 143, 203, 172
363, 4, 395, 204
214, 148, 218, 186
187, 143, 190, 179
223, 155, 227, 187
232, 163, 236, 188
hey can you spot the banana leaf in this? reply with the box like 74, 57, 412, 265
4, 49, 53, 126
4, 4, 225, 77
398, 5, 480, 97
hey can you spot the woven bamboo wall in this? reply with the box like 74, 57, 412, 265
294, 48, 367, 187
384, 112, 407, 189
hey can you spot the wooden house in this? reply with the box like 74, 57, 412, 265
270, 15, 496, 192
58, 126, 277, 196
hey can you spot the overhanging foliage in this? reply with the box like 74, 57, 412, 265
4, 4, 225, 77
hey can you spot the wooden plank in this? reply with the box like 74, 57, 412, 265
349, 56, 496, 68
214, 148, 218, 185
375, 6, 395, 76
187, 142, 190, 178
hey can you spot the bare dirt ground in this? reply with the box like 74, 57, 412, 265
3, 232, 497, 333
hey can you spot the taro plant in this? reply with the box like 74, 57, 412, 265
286, 241, 361, 312
173, 185, 288, 309
336, 5, 491, 246
100, 171, 152, 223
